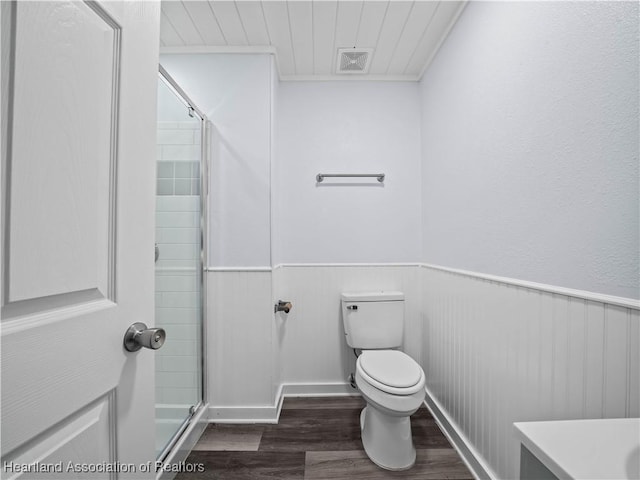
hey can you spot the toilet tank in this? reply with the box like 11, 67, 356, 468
341, 291, 404, 349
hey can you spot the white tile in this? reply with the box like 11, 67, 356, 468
157, 121, 179, 129
156, 211, 199, 228
158, 338, 200, 356
158, 355, 199, 376
162, 292, 200, 309
159, 244, 199, 260
155, 266, 200, 276
178, 121, 199, 130
158, 227, 200, 244
156, 196, 201, 212
156, 371, 198, 388
155, 275, 199, 292
162, 145, 200, 161
155, 388, 167, 405
157, 129, 195, 146
156, 307, 200, 325
155, 259, 199, 270
166, 324, 200, 341
161, 387, 199, 405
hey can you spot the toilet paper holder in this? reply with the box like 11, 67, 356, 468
274, 300, 293, 314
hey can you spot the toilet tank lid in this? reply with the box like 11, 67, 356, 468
341, 291, 404, 302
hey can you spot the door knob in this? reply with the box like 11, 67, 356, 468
123, 322, 166, 352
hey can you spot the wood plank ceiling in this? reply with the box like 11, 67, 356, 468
160, 1, 467, 81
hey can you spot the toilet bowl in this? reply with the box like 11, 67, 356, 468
340, 291, 425, 470
355, 349, 426, 470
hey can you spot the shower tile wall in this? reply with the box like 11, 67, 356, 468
157, 121, 201, 197
156, 121, 202, 409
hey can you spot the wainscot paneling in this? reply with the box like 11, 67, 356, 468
205, 263, 638, 480
274, 265, 422, 390
421, 265, 640, 480
206, 270, 277, 421
205, 265, 423, 421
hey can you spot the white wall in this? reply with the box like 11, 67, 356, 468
274, 81, 421, 264
420, 1, 639, 299
270, 58, 282, 407
159, 54, 279, 419
418, 2, 640, 479
207, 271, 275, 420
160, 54, 272, 268
270, 81, 424, 408
160, 59, 423, 266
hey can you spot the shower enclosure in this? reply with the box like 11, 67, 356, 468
155, 67, 207, 462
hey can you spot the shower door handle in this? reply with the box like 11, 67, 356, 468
123, 322, 166, 352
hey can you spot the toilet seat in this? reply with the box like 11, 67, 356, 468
357, 350, 424, 396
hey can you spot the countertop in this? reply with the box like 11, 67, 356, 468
514, 418, 640, 480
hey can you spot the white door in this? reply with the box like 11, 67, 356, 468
1, 1, 161, 478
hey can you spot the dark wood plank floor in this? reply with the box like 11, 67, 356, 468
176, 396, 473, 480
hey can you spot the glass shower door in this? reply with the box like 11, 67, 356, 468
154, 73, 204, 460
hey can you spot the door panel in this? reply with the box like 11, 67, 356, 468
3, 392, 116, 480
1, 1, 161, 478
5, 0, 117, 305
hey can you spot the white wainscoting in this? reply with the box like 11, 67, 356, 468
206, 270, 277, 421
274, 264, 423, 389
205, 265, 422, 421
205, 263, 638, 478
421, 265, 640, 480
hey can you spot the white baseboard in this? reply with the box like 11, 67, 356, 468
423, 386, 496, 480
208, 383, 359, 423
282, 382, 359, 397
208, 385, 284, 424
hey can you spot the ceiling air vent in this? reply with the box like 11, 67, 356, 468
337, 48, 374, 74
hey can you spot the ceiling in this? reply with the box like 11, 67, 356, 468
160, 1, 467, 81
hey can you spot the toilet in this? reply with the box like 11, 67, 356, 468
341, 291, 425, 471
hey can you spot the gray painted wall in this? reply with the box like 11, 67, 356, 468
420, 1, 639, 298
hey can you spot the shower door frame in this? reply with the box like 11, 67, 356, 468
156, 65, 209, 469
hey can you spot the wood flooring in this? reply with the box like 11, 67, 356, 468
176, 396, 473, 479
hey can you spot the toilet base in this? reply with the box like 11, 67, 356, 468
360, 405, 416, 471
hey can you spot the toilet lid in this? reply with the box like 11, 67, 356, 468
358, 350, 422, 389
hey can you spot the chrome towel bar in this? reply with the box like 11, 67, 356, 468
316, 173, 385, 183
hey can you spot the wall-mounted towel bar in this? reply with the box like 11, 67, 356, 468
316, 173, 385, 183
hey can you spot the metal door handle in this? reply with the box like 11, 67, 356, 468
123, 322, 166, 352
